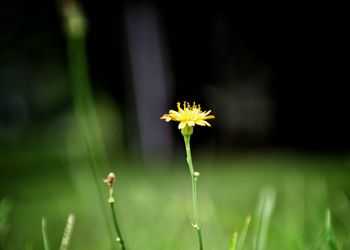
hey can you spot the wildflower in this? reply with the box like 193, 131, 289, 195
160, 102, 215, 130
160, 101, 214, 249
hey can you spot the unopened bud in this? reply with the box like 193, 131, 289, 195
104, 172, 116, 187
62, 2, 87, 38
193, 172, 200, 177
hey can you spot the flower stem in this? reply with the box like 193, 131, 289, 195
183, 135, 204, 250
110, 202, 126, 250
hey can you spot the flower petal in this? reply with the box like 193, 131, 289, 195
195, 120, 211, 127
187, 121, 195, 127
203, 115, 215, 120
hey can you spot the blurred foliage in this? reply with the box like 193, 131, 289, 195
1, 154, 350, 249
0, 198, 11, 249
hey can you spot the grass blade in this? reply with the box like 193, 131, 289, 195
41, 217, 50, 250
229, 231, 238, 250
253, 187, 276, 250
315, 209, 339, 250
236, 215, 251, 250
325, 210, 339, 250
59, 214, 75, 250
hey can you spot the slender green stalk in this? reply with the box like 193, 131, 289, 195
105, 173, 127, 250
183, 135, 204, 250
41, 217, 51, 250
62, 3, 115, 247
110, 203, 126, 250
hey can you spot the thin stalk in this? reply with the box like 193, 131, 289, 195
110, 203, 126, 250
62, 3, 115, 247
183, 135, 204, 250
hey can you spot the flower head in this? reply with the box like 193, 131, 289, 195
161, 102, 215, 130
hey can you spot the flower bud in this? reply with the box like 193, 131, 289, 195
104, 172, 116, 187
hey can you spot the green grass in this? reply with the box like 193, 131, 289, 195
1, 153, 350, 249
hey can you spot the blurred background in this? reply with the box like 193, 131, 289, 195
0, 0, 349, 249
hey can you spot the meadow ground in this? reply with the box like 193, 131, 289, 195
1, 152, 350, 250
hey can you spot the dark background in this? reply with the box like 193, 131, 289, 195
0, 0, 348, 153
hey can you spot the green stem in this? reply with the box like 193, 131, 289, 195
110, 202, 126, 250
183, 135, 204, 250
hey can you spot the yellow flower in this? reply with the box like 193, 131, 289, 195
161, 102, 215, 130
